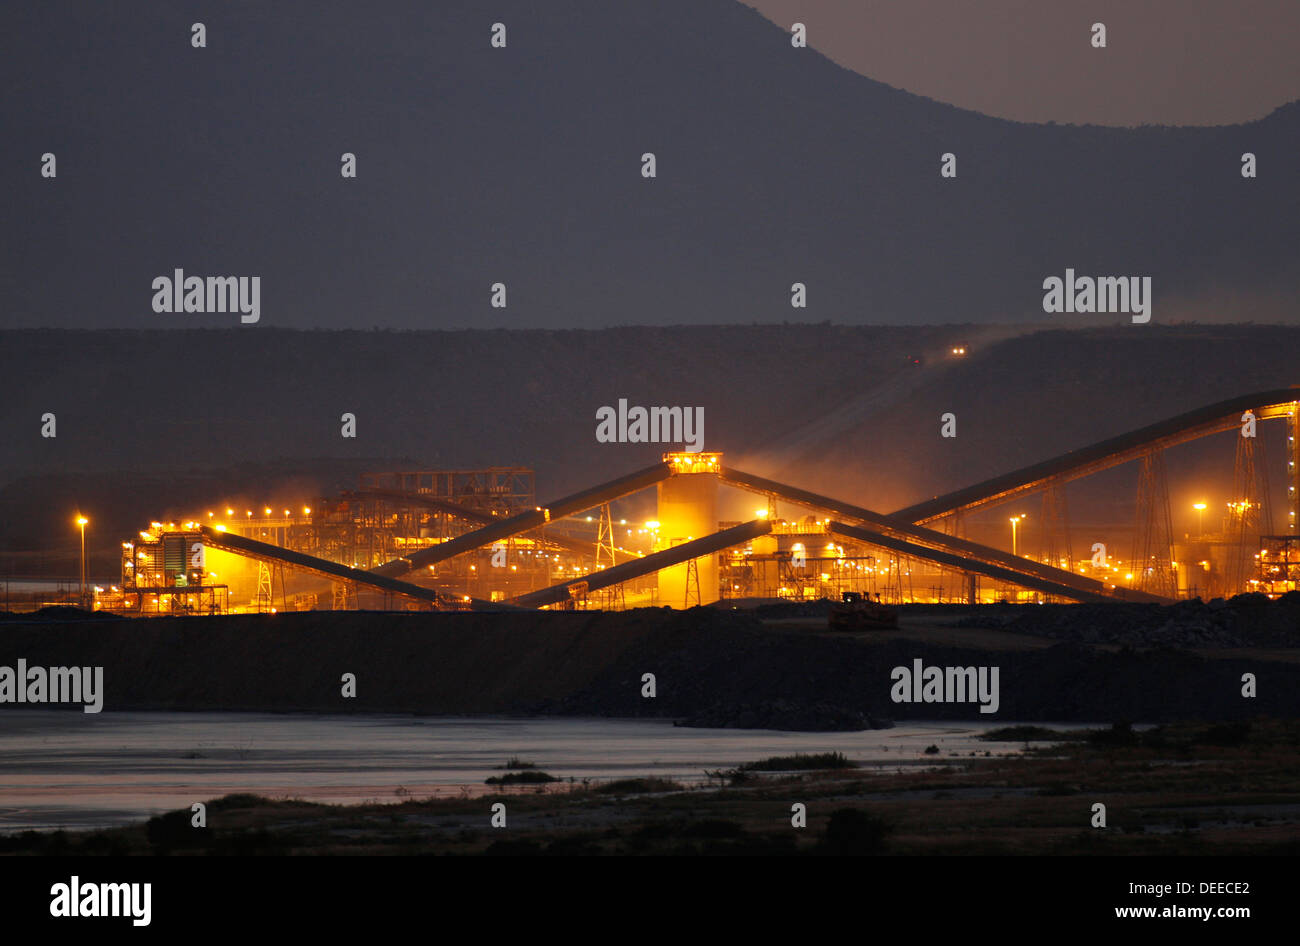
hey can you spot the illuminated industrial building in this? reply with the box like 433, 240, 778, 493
90, 389, 1300, 615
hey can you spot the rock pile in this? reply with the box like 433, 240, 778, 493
965, 592, 1300, 649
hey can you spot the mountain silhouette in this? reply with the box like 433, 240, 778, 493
2, 0, 1296, 330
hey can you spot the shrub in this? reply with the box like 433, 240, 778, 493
485, 770, 557, 785
740, 752, 857, 772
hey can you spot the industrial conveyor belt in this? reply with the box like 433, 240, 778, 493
893, 388, 1300, 523
199, 525, 509, 611
827, 521, 1111, 603
508, 519, 772, 609
371, 462, 672, 578
720, 467, 1165, 602
351, 489, 637, 563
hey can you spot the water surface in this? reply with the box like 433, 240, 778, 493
0, 711, 1087, 831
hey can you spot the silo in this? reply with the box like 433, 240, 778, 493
657, 455, 721, 606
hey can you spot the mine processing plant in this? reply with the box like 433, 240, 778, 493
99, 389, 1300, 615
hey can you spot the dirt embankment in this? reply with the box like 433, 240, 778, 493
0, 605, 1297, 726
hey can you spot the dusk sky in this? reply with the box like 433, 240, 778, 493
2, 1, 1296, 330
747, 0, 1300, 126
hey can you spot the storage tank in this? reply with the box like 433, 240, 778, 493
657, 454, 721, 606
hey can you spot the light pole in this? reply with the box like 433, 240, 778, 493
76, 515, 89, 608
1009, 515, 1025, 557
1193, 502, 1207, 537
